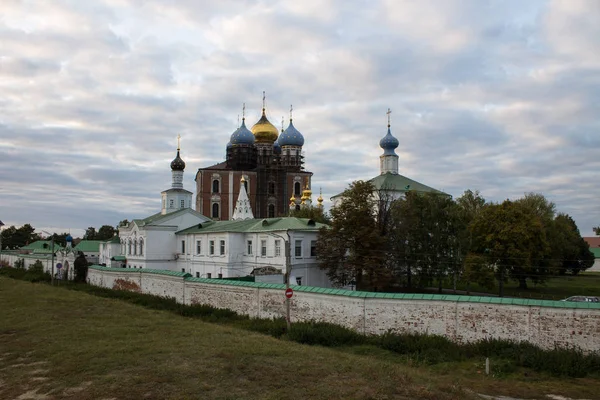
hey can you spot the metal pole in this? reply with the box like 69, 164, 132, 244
51, 236, 55, 286
285, 235, 291, 332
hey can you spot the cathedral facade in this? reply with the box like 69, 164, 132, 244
195, 102, 313, 220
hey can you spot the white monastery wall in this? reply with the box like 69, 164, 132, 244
85, 267, 600, 353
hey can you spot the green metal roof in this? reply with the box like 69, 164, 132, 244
176, 217, 328, 235
368, 172, 448, 196
131, 208, 207, 228
20, 240, 63, 251
85, 265, 600, 310
111, 255, 126, 261
74, 240, 103, 252
105, 236, 120, 244
591, 248, 600, 258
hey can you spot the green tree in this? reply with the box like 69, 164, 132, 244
316, 181, 388, 290
594, 226, 600, 236
0, 224, 40, 250
96, 225, 116, 241
74, 252, 88, 283
470, 200, 551, 295
549, 214, 594, 275
83, 227, 97, 240
289, 207, 331, 224
388, 192, 465, 292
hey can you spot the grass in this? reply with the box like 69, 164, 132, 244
440, 271, 600, 300
1, 278, 600, 399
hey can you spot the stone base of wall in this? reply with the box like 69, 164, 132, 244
86, 266, 600, 353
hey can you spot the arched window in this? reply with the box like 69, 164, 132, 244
243, 179, 248, 193
212, 179, 220, 193
269, 182, 275, 195
212, 203, 219, 219
121, 240, 125, 254
128, 239, 132, 255
295, 205, 301, 211
139, 238, 144, 256
294, 182, 301, 196
268, 204, 275, 218
133, 239, 137, 255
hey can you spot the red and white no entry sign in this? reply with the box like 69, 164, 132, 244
285, 288, 294, 299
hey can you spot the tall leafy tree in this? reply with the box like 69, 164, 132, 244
96, 225, 116, 240
0, 224, 40, 250
83, 227, 97, 240
316, 180, 388, 290
549, 214, 594, 275
470, 200, 551, 295
289, 206, 331, 224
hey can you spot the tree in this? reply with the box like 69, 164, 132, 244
469, 200, 551, 295
387, 192, 465, 292
1, 224, 40, 250
96, 225, 116, 241
549, 214, 594, 275
594, 226, 600, 236
83, 227, 97, 240
289, 207, 331, 224
74, 252, 88, 283
316, 180, 388, 290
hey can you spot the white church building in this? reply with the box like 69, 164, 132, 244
100, 140, 332, 287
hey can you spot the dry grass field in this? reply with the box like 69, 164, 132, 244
1, 277, 598, 400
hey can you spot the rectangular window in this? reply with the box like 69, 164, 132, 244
196, 272, 200, 278
181, 268, 185, 273
181, 240, 185, 254
295, 240, 302, 258
180, 199, 185, 208
220, 240, 225, 255
247, 240, 253, 255
275, 240, 281, 257
310, 240, 317, 257
207, 272, 212, 279
196, 240, 202, 255
169, 199, 174, 208
209, 240, 215, 255
261, 240, 267, 257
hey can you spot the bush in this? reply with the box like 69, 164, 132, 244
286, 321, 366, 347
379, 332, 464, 364
237, 318, 287, 338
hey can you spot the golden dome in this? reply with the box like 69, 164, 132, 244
251, 109, 279, 144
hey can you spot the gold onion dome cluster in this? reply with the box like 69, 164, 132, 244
251, 109, 279, 144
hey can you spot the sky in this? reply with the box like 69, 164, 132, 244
1, 0, 599, 238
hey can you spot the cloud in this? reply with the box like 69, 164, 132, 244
0, 0, 598, 236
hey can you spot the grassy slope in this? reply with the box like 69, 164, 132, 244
0, 278, 598, 400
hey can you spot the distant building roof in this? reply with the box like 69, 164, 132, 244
74, 240, 103, 253
176, 217, 327, 235
129, 208, 207, 229
331, 172, 449, 200
584, 237, 600, 248
20, 240, 63, 252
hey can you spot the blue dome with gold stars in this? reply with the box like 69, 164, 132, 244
279, 120, 304, 147
170, 150, 186, 171
230, 119, 255, 145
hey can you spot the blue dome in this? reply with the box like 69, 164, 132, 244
273, 140, 282, 155
66, 234, 73, 242
230, 119, 255, 145
379, 126, 399, 155
226, 141, 232, 149
170, 150, 185, 171
279, 120, 304, 147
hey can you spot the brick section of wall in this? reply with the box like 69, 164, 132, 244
85, 268, 600, 353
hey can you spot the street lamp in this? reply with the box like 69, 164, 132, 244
41, 230, 55, 285
267, 230, 292, 331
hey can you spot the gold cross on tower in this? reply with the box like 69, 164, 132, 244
387, 108, 392, 128
177, 134, 181, 151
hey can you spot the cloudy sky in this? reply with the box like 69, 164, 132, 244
1, 0, 599, 238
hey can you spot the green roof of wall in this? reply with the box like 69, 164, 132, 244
74, 240, 103, 252
591, 248, 600, 258
86, 266, 600, 310
20, 241, 63, 251
176, 217, 328, 235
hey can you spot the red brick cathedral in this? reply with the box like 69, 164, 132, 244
195, 100, 313, 220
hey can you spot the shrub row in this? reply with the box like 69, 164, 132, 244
0, 263, 51, 283
3, 274, 599, 378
